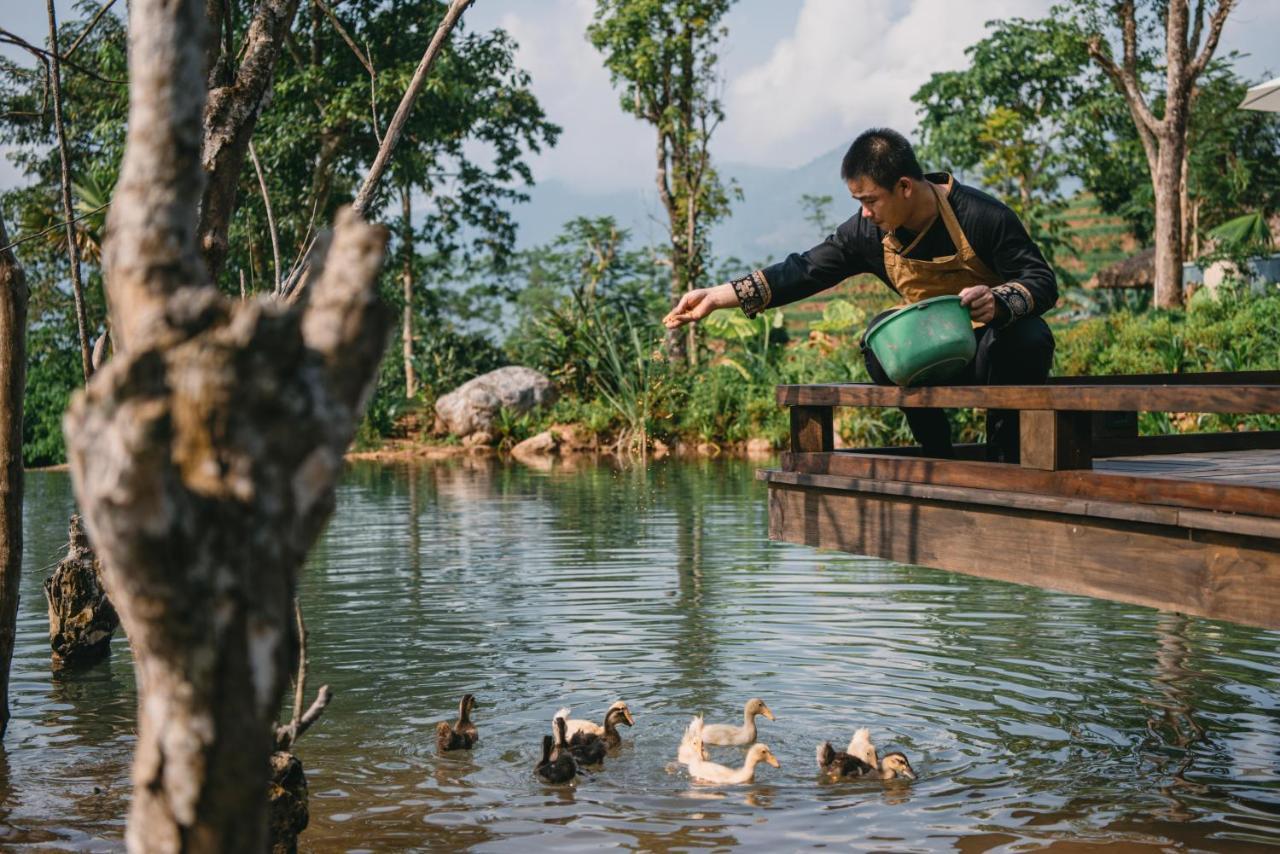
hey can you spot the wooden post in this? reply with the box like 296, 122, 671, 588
790, 405, 834, 453
1020, 409, 1093, 471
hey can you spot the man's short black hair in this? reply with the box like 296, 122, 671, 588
840, 128, 924, 188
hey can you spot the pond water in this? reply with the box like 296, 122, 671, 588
3, 459, 1279, 851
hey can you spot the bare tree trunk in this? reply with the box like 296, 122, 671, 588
351, 0, 474, 216
47, 0, 94, 383
66, 1, 389, 850
401, 185, 416, 399
1152, 134, 1188, 307
0, 215, 27, 738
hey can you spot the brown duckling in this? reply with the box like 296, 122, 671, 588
535, 733, 576, 784
840, 728, 917, 780
435, 694, 478, 752
563, 701, 635, 740
816, 741, 874, 779
570, 704, 633, 751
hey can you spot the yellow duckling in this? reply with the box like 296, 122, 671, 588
677, 714, 710, 766
700, 698, 775, 746
690, 743, 781, 785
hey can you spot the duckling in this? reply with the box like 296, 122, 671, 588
571, 704, 634, 751
815, 741, 874, 779
535, 733, 576, 784
677, 715, 710, 766
553, 710, 605, 766
435, 693, 478, 751
564, 701, 636, 742
687, 741, 781, 785
842, 727, 917, 780
701, 698, 775, 746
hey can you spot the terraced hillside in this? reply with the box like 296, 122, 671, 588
1050, 192, 1139, 284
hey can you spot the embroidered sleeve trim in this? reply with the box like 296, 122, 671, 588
731, 269, 772, 318
992, 282, 1033, 326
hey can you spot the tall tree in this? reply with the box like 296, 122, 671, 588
1077, 0, 1236, 308
45, 0, 95, 383
588, 0, 735, 364
63, 0, 390, 849
0, 214, 27, 737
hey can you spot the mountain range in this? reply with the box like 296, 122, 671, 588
509, 144, 851, 272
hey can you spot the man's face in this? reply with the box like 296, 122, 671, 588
847, 175, 913, 231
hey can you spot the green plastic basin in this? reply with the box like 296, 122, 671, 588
865, 295, 977, 387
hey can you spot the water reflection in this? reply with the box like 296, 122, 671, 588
2, 462, 1278, 851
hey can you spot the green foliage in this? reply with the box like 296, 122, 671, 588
230, 0, 561, 293
914, 6, 1280, 272
808, 299, 865, 334
1207, 212, 1274, 254
22, 321, 82, 466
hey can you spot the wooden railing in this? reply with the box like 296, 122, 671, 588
780, 370, 1280, 472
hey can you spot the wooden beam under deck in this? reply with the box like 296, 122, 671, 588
765, 478, 1280, 631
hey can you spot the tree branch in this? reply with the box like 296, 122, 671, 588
1187, 0, 1235, 82
248, 141, 282, 292
46, 0, 94, 384
311, 0, 373, 77
352, 0, 474, 216
197, 0, 301, 284
0, 29, 126, 86
65, 0, 119, 60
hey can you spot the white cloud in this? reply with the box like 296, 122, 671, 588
718, 0, 1056, 168
489, 0, 656, 193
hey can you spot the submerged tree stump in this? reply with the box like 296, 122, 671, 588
44, 515, 119, 669
267, 751, 308, 854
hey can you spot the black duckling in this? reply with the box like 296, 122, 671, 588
554, 709, 606, 766
535, 725, 577, 784
435, 693, 478, 752
570, 704, 633, 752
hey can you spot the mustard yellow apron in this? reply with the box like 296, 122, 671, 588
882, 175, 1001, 327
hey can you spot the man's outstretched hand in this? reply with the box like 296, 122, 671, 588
959, 285, 997, 325
662, 283, 740, 329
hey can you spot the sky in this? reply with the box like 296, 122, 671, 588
465, 0, 1280, 193
3, 0, 1278, 195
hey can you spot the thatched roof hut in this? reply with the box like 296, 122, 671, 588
1088, 247, 1154, 289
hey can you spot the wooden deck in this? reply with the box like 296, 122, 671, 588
760, 373, 1280, 631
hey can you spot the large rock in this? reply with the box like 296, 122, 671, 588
435, 366, 556, 438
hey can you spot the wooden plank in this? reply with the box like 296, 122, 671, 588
777, 382, 1280, 414
1020, 410, 1093, 470
781, 450, 1280, 518
759, 468, 1280, 540
1047, 370, 1280, 386
1094, 430, 1280, 457
767, 482, 1280, 631
790, 405, 834, 453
